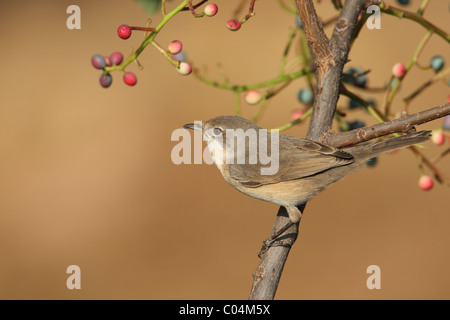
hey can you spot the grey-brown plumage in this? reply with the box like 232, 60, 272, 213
184, 115, 431, 224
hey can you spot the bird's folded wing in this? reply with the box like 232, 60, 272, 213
230, 137, 354, 187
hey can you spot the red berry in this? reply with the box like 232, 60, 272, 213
123, 72, 137, 86
226, 19, 241, 31
204, 4, 218, 17
91, 54, 106, 69
419, 176, 434, 191
109, 52, 123, 65
168, 40, 183, 54
99, 74, 112, 88
118, 24, 132, 39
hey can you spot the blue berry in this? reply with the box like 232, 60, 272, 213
349, 120, 365, 130
297, 88, 314, 104
366, 98, 376, 108
385, 78, 401, 91
100, 74, 112, 88
91, 54, 106, 69
443, 115, 450, 131
343, 67, 356, 84
349, 99, 362, 109
354, 74, 367, 88
171, 51, 187, 62
367, 157, 378, 167
397, 0, 410, 5
296, 15, 302, 28
430, 55, 445, 72
343, 67, 366, 88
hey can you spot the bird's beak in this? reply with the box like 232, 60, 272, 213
183, 122, 203, 131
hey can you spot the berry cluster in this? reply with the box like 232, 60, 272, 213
343, 67, 367, 88
91, 52, 138, 88
91, 2, 224, 87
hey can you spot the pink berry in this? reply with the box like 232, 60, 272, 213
123, 72, 137, 86
177, 62, 192, 76
168, 40, 183, 54
290, 109, 305, 121
356, 12, 363, 23
392, 63, 406, 78
432, 131, 446, 146
204, 3, 218, 17
419, 176, 434, 191
244, 90, 261, 105
226, 19, 241, 31
118, 24, 132, 39
109, 52, 124, 65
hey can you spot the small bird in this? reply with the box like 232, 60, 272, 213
184, 115, 431, 252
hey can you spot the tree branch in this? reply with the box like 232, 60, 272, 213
248, 207, 300, 300
250, 0, 374, 300
326, 103, 450, 147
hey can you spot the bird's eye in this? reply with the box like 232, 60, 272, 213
213, 128, 222, 136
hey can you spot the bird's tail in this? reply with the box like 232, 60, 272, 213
349, 130, 431, 161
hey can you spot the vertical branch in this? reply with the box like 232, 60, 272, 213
249, 207, 299, 300
304, 0, 380, 141
249, 0, 379, 300
297, 0, 335, 141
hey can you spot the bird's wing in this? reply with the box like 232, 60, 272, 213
229, 136, 354, 187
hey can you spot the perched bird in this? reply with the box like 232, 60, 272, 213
184, 115, 431, 251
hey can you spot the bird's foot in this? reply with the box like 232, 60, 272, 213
258, 238, 292, 258
257, 221, 294, 258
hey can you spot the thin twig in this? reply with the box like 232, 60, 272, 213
325, 103, 450, 147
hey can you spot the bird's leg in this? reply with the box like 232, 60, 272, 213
258, 204, 304, 258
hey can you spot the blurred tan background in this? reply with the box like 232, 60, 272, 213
0, 0, 449, 299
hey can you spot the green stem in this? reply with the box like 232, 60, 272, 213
151, 40, 179, 68
341, 88, 385, 123
381, 3, 450, 43
274, 107, 313, 132
194, 69, 310, 92
385, 31, 432, 113
417, 0, 429, 16
404, 67, 450, 104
